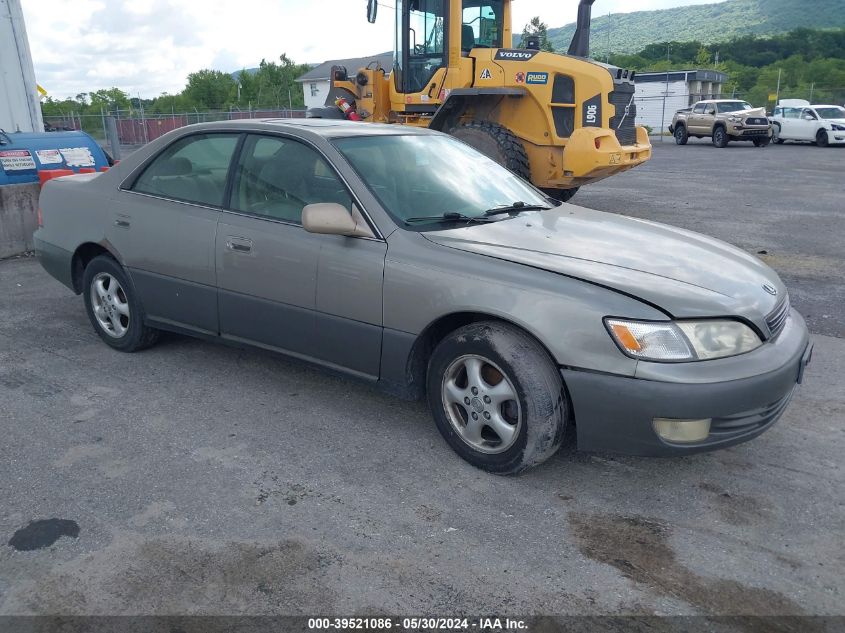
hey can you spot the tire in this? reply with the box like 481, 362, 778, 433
773, 123, 785, 144
753, 137, 769, 147
541, 187, 580, 203
674, 124, 689, 145
449, 121, 531, 180
712, 126, 729, 148
816, 129, 830, 148
426, 321, 567, 474
82, 255, 159, 352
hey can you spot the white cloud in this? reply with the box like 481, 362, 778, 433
21, 0, 723, 100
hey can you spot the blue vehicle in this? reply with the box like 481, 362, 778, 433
0, 129, 110, 186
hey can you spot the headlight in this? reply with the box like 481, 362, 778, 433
605, 318, 762, 362
831, 124, 845, 131
729, 116, 742, 123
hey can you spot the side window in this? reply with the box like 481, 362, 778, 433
132, 134, 239, 207
803, 109, 817, 120
230, 135, 352, 224
693, 103, 706, 114
704, 104, 715, 115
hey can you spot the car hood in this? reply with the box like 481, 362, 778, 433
823, 118, 845, 124
731, 107, 767, 117
423, 206, 784, 327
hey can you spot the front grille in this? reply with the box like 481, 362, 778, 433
710, 389, 795, 437
742, 129, 768, 136
745, 117, 769, 126
766, 295, 790, 339
609, 84, 638, 145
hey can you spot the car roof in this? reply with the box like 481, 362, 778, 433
699, 99, 749, 103
181, 118, 434, 140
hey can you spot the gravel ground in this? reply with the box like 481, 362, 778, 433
0, 140, 843, 622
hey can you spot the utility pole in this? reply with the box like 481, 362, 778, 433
774, 68, 782, 106
660, 42, 670, 143
809, 82, 815, 102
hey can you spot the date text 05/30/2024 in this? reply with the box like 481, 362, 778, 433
308, 617, 528, 631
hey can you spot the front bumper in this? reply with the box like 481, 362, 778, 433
730, 125, 771, 138
562, 309, 811, 456
825, 129, 845, 144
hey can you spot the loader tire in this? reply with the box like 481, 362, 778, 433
449, 121, 531, 180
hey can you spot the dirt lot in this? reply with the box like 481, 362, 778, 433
0, 141, 843, 621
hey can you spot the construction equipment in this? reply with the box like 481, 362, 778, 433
310, 0, 651, 201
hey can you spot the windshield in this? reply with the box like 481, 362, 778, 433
333, 134, 549, 228
717, 101, 754, 113
815, 106, 845, 120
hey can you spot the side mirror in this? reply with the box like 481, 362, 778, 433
366, 0, 377, 23
804, 115, 814, 121
303, 202, 370, 237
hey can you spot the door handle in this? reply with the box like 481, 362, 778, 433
226, 237, 253, 253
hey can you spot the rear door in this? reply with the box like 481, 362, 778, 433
112, 132, 240, 334
687, 102, 706, 134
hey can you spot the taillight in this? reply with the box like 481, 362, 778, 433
37, 207, 43, 227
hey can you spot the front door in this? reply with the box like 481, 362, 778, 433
216, 133, 386, 376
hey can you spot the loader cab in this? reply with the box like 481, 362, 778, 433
393, 0, 508, 98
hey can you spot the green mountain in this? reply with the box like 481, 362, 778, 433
546, 0, 845, 56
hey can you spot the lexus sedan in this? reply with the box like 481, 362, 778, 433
34, 120, 813, 474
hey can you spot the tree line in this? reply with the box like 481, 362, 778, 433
40, 53, 312, 124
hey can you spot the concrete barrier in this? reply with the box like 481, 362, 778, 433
0, 183, 40, 258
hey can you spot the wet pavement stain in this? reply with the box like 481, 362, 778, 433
8, 519, 80, 551
569, 513, 817, 632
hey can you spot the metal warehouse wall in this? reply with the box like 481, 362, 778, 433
0, 0, 43, 133
634, 80, 691, 132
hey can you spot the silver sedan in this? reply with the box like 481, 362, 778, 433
34, 120, 812, 473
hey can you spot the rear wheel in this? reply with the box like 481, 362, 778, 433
449, 121, 531, 180
816, 129, 830, 148
426, 321, 567, 474
674, 124, 689, 145
82, 255, 159, 352
712, 126, 729, 148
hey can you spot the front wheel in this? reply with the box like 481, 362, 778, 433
816, 129, 830, 148
674, 125, 689, 145
426, 321, 568, 474
773, 123, 785, 144
712, 126, 729, 148
82, 255, 159, 352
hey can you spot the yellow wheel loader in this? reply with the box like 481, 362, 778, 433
309, 0, 651, 202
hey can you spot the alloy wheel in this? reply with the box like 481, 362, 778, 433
90, 273, 130, 338
441, 354, 522, 454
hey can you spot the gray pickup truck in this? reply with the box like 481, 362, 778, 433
669, 99, 772, 148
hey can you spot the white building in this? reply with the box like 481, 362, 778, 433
634, 69, 728, 132
1, 0, 43, 133
296, 53, 392, 110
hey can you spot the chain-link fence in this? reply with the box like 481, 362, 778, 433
42, 108, 308, 155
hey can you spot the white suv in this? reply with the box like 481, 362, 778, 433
771, 99, 845, 147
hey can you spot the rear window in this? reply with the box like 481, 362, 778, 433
131, 134, 240, 207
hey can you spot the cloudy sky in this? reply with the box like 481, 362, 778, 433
21, 0, 720, 100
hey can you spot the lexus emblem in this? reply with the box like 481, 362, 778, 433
762, 283, 778, 296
